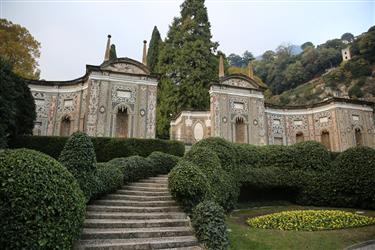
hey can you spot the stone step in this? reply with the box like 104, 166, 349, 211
104, 194, 173, 201
126, 183, 169, 188
123, 186, 169, 192
116, 189, 170, 196
84, 219, 190, 229
93, 200, 177, 207
75, 236, 199, 250
162, 247, 203, 250
128, 181, 168, 187
81, 226, 194, 240
138, 179, 168, 184
86, 212, 187, 220
87, 205, 181, 213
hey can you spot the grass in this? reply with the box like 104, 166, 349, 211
227, 203, 375, 250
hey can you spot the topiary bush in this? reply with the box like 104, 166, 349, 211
184, 146, 239, 211
291, 141, 331, 171
147, 151, 180, 174
58, 132, 97, 201
108, 155, 153, 183
192, 200, 228, 250
192, 137, 237, 171
168, 160, 209, 212
330, 146, 375, 209
91, 163, 123, 200
0, 149, 85, 249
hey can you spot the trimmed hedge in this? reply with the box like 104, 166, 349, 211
184, 146, 239, 211
330, 146, 375, 209
108, 156, 153, 183
192, 201, 228, 250
91, 163, 123, 200
0, 149, 85, 249
192, 137, 237, 171
9, 135, 185, 161
147, 151, 180, 175
168, 160, 209, 212
58, 132, 97, 201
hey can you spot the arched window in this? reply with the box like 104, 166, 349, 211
355, 128, 363, 146
321, 130, 331, 150
116, 106, 128, 138
296, 132, 304, 143
235, 117, 246, 143
60, 116, 71, 136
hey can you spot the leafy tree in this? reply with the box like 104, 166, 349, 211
227, 53, 243, 67
358, 26, 375, 63
0, 57, 36, 148
341, 32, 355, 43
109, 44, 117, 60
262, 50, 276, 61
156, 0, 218, 138
0, 19, 41, 79
147, 26, 162, 72
285, 61, 307, 89
242, 50, 254, 65
301, 42, 314, 50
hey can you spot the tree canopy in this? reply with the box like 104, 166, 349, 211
156, 0, 218, 138
0, 58, 36, 148
147, 26, 162, 73
227, 50, 254, 67
0, 18, 41, 79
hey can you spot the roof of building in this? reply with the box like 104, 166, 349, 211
210, 73, 267, 91
265, 97, 374, 110
26, 57, 158, 87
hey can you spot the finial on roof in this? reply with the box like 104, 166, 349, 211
104, 34, 111, 62
219, 54, 224, 77
142, 40, 147, 65
248, 61, 254, 79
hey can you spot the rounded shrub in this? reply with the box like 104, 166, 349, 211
192, 200, 228, 250
147, 151, 180, 174
91, 163, 123, 199
108, 155, 153, 183
192, 137, 237, 171
184, 146, 239, 211
58, 131, 97, 201
0, 149, 85, 249
257, 145, 294, 169
291, 141, 331, 171
168, 160, 209, 212
331, 146, 375, 209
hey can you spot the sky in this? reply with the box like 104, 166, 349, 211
1, 0, 374, 80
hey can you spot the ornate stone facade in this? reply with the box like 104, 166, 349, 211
29, 57, 158, 139
170, 72, 375, 151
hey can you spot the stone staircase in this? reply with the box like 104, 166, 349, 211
75, 175, 202, 249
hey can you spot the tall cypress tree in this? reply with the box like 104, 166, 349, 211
109, 44, 117, 60
156, 0, 218, 138
147, 26, 162, 73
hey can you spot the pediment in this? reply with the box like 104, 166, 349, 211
100, 58, 150, 75
220, 75, 260, 90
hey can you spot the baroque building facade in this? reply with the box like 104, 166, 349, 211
28, 35, 158, 138
170, 56, 375, 151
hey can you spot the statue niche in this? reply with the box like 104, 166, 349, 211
116, 106, 129, 138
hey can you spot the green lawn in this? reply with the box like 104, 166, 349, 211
227, 203, 375, 250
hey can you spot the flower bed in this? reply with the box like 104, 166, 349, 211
247, 210, 375, 231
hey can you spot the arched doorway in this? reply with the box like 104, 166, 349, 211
60, 116, 71, 136
116, 107, 129, 138
321, 130, 331, 150
235, 117, 246, 143
296, 132, 304, 143
355, 128, 363, 146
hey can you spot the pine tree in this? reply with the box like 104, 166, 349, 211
147, 26, 162, 73
109, 44, 117, 60
156, 0, 218, 138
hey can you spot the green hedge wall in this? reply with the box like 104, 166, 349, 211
9, 136, 185, 161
